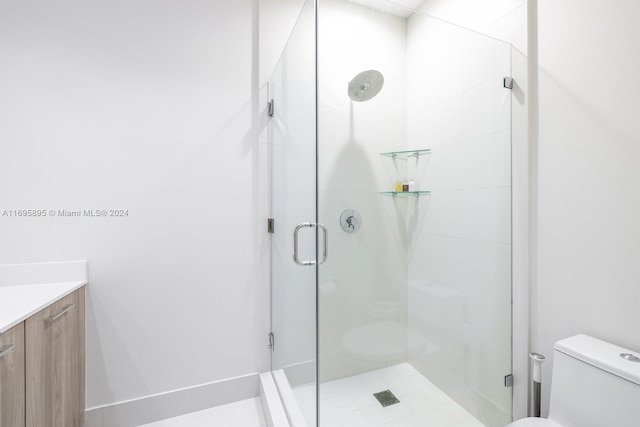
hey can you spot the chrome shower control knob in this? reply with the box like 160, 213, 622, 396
340, 209, 361, 233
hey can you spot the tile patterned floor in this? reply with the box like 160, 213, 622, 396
138, 397, 266, 427
295, 363, 484, 427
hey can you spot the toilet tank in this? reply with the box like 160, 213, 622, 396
548, 334, 640, 427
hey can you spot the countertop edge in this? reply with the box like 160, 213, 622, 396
0, 281, 87, 334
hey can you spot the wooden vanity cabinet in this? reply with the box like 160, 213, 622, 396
0, 323, 26, 427
26, 288, 85, 427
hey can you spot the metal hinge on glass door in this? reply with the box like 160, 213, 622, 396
268, 332, 275, 352
268, 99, 274, 117
504, 374, 513, 387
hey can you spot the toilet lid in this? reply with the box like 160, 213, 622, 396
506, 418, 563, 427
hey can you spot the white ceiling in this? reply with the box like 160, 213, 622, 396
348, 0, 425, 18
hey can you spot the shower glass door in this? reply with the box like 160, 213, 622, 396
269, 0, 317, 424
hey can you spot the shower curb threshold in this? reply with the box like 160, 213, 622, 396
272, 369, 309, 427
260, 372, 291, 427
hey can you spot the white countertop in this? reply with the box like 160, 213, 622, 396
0, 280, 87, 334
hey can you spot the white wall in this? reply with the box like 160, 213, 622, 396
0, 0, 263, 415
535, 0, 640, 415
260, 0, 306, 86
414, 1, 530, 421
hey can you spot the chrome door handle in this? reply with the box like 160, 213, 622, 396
0, 344, 15, 359
293, 222, 329, 267
46, 303, 76, 323
294, 223, 316, 266
293, 223, 329, 266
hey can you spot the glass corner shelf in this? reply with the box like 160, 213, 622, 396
380, 190, 431, 197
379, 148, 431, 159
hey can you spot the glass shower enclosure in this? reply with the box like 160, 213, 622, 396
269, 1, 513, 426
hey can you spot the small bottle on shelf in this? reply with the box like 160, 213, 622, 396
395, 181, 402, 192
402, 179, 409, 192
408, 178, 415, 191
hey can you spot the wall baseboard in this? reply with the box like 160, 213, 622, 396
84, 373, 260, 427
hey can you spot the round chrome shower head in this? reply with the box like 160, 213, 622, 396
348, 70, 384, 102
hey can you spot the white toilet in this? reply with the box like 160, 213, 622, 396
507, 334, 640, 426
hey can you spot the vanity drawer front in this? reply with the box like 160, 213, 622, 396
26, 289, 84, 427
0, 322, 26, 427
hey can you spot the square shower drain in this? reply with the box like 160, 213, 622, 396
373, 390, 400, 407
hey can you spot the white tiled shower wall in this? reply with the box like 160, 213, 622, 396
412, 1, 529, 422
417, 0, 527, 54
314, 2, 528, 425
405, 12, 513, 427
317, 0, 409, 381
